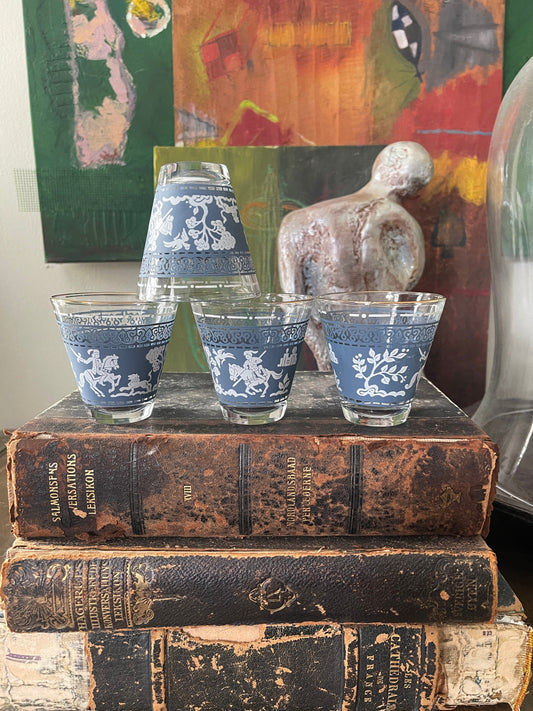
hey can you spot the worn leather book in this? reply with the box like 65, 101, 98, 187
0, 535, 498, 632
6, 372, 497, 540
0, 575, 530, 711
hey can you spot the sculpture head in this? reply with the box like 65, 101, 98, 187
371, 141, 434, 198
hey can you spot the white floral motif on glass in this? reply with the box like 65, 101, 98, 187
352, 348, 410, 398
327, 342, 338, 364
146, 345, 166, 373
162, 194, 238, 252
204, 347, 235, 384
147, 200, 174, 251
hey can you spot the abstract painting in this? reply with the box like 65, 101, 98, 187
171, 0, 505, 406
22, 0, 173, 261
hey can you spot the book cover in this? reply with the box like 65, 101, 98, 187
6, 372, 498, 540
0, 535, 498, 632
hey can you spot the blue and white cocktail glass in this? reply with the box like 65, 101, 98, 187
138, 161, 260, 301
192, 294, 313, 425
316, 292, 446, 427
51, 293, 177, 424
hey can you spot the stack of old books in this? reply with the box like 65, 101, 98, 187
0, 372, 531, 710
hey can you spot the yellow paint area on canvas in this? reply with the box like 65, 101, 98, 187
267, 22, 352, 48
129, 1, 165, 21
423, 152, 487, 206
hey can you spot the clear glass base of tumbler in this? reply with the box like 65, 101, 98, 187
340, 403, 411, 427
88, 401, 154, 424
220, 402, 287, 425
138, 275, 261, 302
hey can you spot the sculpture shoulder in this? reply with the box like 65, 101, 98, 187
279, 194, 364, 236
277, 204, 338, 247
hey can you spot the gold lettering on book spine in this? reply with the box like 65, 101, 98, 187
73, 560, 88, 631
285, 457, 314, 526
47, 462, 61, 523
87, 560, 101, 629
112, 569, 125, 623
99, 561, 113, 629
286, 457, 297, 525
356, 627, 427, 710
386, 632, 402, 710
66, 453, 78, 510
362, 652, 375, 705
85, 469, 96, 514
302, 465, 312, 522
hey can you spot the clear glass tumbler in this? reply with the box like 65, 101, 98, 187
316, 291, 446, 426
138, 161, 260, 301
51, 293, 177, 424
192, 294, 313, 425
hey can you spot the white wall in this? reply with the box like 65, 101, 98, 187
0, 3, 141, 431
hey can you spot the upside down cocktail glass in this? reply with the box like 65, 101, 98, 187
192, 294, 313, 425
316, 292, 445, 426
51, 293, 177, 424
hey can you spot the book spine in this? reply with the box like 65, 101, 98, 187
1, 619, 531, 711
0, 543, 497, 632
7, 431, 497, 539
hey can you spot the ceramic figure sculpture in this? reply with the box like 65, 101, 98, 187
277, 141, 433, 369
